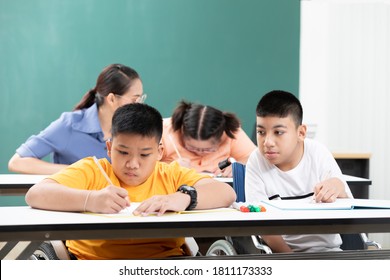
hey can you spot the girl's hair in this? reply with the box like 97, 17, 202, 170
73, 64, 140, 111
171, 100, 240, 140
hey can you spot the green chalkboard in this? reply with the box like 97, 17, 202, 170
0, 0, 300, 204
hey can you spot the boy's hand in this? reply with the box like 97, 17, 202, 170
133, 192, 191, 216
313, 178, 346, 203
87, 185, 130, 214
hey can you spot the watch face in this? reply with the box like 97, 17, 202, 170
182, 185, 196, 191
178, 185, 195, 192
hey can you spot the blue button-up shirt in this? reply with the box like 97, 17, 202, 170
16, 104, 109, 164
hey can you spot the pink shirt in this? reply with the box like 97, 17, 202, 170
161, 118, 256, 173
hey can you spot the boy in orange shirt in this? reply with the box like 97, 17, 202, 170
26, 103, 236, 259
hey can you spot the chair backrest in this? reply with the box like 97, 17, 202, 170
340, 234, 366, 250
232, 162, 246, 202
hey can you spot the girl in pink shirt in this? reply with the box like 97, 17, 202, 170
161, 101, 256, 177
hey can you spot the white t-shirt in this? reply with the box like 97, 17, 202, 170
245, 138, 353, 252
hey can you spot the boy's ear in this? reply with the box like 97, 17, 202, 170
106, 140, 112, 157
157, 142, 164, 160
298, 124, 307, 140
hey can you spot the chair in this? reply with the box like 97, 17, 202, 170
29, 238, 200, 260
340, 234, 381, 250
206, 162, 381, 256
231, 162, 246, 202
29, 241, 69, 260
206, 162, 272, 256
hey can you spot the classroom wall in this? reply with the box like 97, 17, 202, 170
0, 0, 300, 204
300, 0, 390, 248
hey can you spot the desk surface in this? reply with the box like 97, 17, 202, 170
0, 174, 46, 186
342, 174, 371, 185
332, 153, 371, 159
1, 204, 390, 242
2, 202, 390, 260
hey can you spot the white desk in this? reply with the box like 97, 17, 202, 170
0, 174, 372, 196
1, 204, 390, 259
0, 174, 46, 196
342, 174, 372, 185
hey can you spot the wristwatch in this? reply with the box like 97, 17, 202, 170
177, 185, 198, 210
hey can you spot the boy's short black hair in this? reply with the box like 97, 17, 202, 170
256, 90, 303, 127
111, 103, 163, 143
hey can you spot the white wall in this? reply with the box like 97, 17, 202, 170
300, 0, 390, 247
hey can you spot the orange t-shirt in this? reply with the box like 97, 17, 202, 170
48, 157, 210, 259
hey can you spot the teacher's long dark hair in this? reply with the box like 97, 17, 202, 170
73, 64, 140, 111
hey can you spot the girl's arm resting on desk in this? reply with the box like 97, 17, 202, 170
8, 153, 67, 175
25, 179, 130, 214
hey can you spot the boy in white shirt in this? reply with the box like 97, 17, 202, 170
245, 90, 353, 253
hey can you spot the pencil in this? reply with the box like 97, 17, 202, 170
92, 156, 113, 185
168, 134, 182, 159
92, 156, 131, 213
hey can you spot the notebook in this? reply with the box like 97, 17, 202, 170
262, 198, 390, 210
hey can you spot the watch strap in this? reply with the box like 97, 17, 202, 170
177, 185, 198, 210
